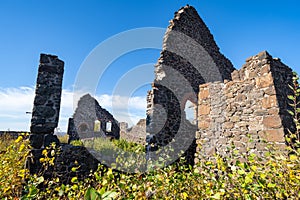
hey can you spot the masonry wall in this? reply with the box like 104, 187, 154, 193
120, 119, 146, 144
71, 94, 120, 141
146, 5, 234, 165
30, 54, 64, 148
196, 51, 293, 162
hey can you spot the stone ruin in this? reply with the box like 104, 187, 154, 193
30, 54, 64, 148
28, 5, 294, 176
67, 94, 146, 144
28, 56, 101, 178
196, 51, 293, 162
120, 119, 147, 144
146, 5, 294, 164
68, 94, 120, 143
146, 5, 235, 164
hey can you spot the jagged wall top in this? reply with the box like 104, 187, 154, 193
158, 5, 235, 82
170, 6, 219, 53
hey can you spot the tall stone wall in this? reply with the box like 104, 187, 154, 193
30, 54, 64, 148
196, 51, 293, 162
146, 5, 235, 164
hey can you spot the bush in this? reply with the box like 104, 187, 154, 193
2, 73, 300, 199
0, 133, 30, 198
0, 133, 299, 199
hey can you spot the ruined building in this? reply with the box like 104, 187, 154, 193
69, 94, 120, 142
196, 51, 293, 161
147, 5, 293, 164
28, 5, 294, 174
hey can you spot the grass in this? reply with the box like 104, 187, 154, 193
57, 134, 69, 144
0, 133, 300, 199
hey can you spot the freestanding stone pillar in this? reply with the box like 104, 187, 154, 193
30, 54, 64, 148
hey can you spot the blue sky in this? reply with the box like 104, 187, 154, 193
0, 0, 299, 131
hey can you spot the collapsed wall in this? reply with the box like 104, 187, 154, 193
30, 54, 64, 148
196, 51, 293, 162
146, 5, 235, 164
28, 56, 100, 180
120, 119, 146, 144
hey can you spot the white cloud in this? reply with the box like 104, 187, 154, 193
94, 94, 146, 126
0, 86, 147, 132
0, 86, 34, 113
0, 87, 34, 131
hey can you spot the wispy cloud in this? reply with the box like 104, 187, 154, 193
95, 95, 147, 126
0, 86, 146, 132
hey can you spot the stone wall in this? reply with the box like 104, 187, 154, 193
30, 54, 64, 148
70, 94, 120, 142
67, 118, 79, 143
196, 51, 293, 162
28, 143, 100, 183
27, 5, 295, 178
146, 5, 234, 164
120, 119, 146, 144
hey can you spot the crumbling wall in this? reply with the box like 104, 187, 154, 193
120, 119, 146, 144
30, 54, 64, 148
67, 118, 79, 143
70, 94, 120, 142
196, 51, 293, 162
146, 5, 235, 164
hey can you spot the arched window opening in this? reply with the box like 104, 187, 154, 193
78, 123, 89, 133
184, 100, 197, 125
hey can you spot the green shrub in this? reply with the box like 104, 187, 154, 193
0, 133, 299, 199
70, 139, 83, 146
2, 73, 300, 199
287, 72, 300, 152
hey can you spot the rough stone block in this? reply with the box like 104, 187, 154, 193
223, 122, 234, 129
262, 115, 282, 129
255, 73, 273, 88
198, 121, 210, 129
258, 129, 285, 142
44, 134, 60, 147
261, 64, 271, 74
29, 134, 44, 149
268, 108, 279, 115
223, 132, 233, 137
262, 95, 277, 109
233, 141, 245, 148
231, 70, 240, 81
198, 105, 211, 115
235, 94, 247, 102
199, 88, 209, 99
230, 116, 240, 122
255, 143, 267, 151
257, 51, 271, 60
